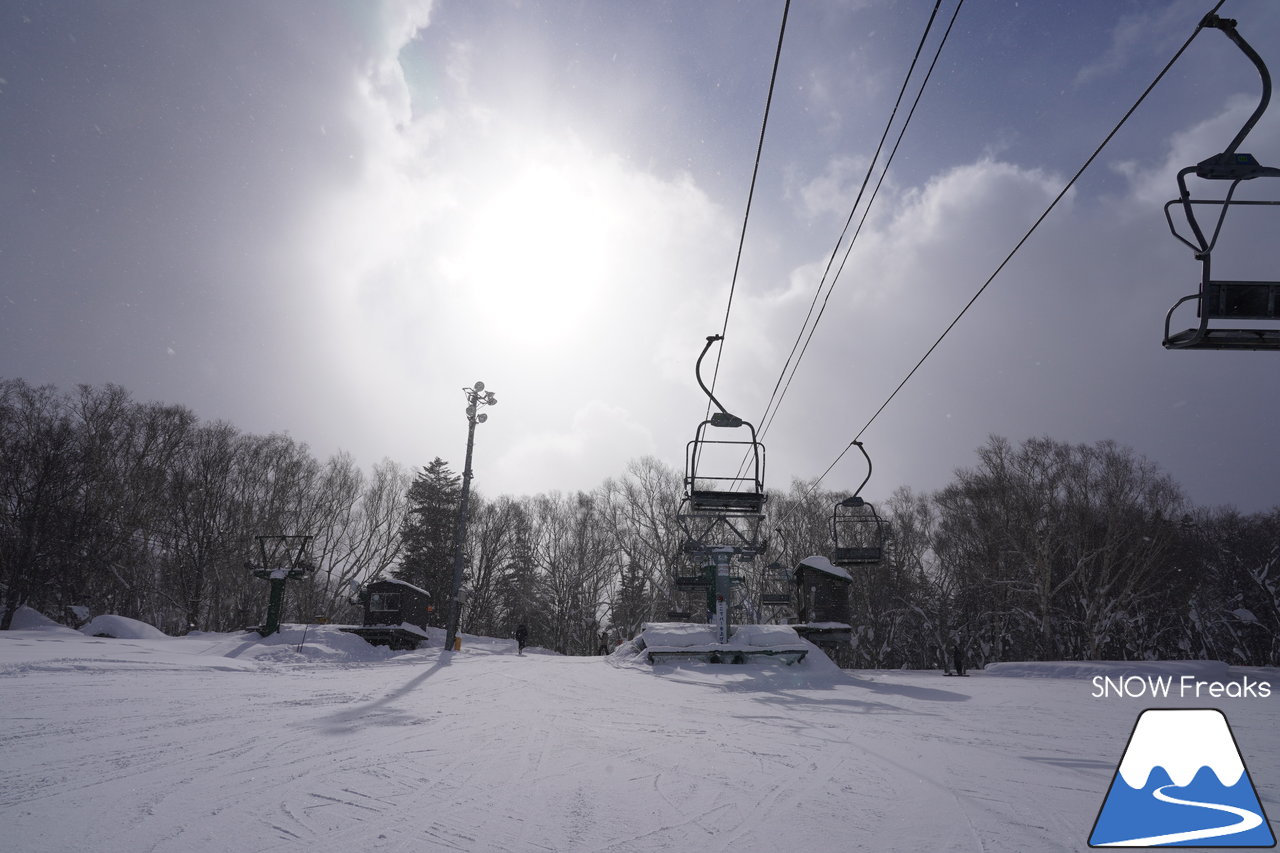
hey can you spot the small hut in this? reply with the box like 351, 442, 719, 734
363, 578, 432, 627
791, 555, 853, 651
340, 578, 433, 650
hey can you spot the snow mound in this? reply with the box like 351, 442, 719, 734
635, 622, 809, 654
984, 660, 1232, 680
734, 624, 802, 647
639, 622, 718, 648
80, 614, 168, 640
6, 606, 80, 634
247, 624, 420, 664
610, 622, 841, 681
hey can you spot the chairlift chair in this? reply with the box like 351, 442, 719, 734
830, 441, 890, 567
684, 414, 767, 515
831, 495, 890, 567
677, 335, 768, 555
1163, 14, 1280, 350
759, 561, 792, 608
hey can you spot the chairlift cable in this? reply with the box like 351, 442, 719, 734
747, 0, 952, 438
704, 0, 792, 421
776, 0, 1228, 522
730, 0, 957, 485
849, 0, 1226, 445
759, 0, 961, 443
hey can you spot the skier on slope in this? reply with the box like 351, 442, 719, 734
515, 623, 528, 656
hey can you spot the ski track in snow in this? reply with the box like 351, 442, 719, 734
1, 627, 1277, 852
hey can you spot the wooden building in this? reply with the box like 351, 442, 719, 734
791, 555, 853, 652
793, 555, 852, 623
362, 578, 432, 627
340, 578, 433, 650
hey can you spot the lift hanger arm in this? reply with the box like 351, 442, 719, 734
695, 335, 743, 426
1195, 15, 1277, 179
850, 440, 872, 500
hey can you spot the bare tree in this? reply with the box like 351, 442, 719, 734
0, 381, 82, 628
460, 494, 522, 637
309, 456, 410, 620
530, 492, 614, 655
933, 436, 1186, 662
598, 457, 685, 637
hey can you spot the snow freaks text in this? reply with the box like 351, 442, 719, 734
1091, 675, 1272, 700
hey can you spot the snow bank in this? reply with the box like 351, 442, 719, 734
245, 624, 421, 664
639, 622, 718, 648
6, 606, 80, 634
80, 614, 168, 640
734, 624, 803, 647
636, 623, 805, 650
611, 622, 839, 677
984, 660, 1233, 680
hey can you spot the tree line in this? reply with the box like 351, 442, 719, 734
3, 378, 1276, 667
0, 379, 407, 633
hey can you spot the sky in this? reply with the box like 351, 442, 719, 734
4, 0, 1279, 512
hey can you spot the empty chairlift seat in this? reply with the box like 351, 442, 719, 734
831, 496, 889, 567
1161, 15, 1280, 351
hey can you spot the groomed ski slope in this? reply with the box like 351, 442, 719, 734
2, 615, 1276, 852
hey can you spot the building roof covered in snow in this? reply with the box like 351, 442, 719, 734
794, 555, 852, 582
367, 577, 431, 597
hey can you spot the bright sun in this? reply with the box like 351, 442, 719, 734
447, 157, 619, 346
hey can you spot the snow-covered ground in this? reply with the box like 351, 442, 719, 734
2, 608, 1276, 852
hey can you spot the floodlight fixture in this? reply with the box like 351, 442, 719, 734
476, 413, 488, 423
474, 381, 486, 392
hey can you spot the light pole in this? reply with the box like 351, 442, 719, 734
444, 380, 497, 653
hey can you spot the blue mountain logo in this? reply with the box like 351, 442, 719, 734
1090, 708, 1275, 847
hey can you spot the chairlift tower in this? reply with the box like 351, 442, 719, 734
246, 535, 316, 637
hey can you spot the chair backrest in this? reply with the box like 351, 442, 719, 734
1202, 281, 1280, 319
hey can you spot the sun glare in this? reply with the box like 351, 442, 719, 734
447, 158, 619, 346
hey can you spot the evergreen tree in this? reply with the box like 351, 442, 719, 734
610, 560, 650, 640
497, 501, 544, 643
394, 458, 460, 625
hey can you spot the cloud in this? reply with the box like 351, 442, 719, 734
280, 3, 751, 486
1074, 0, 1203, 87
1114, 95, 1274, 205
491, 400, 658, 497
728, 154, 1079, 499
792, 154, 874, 219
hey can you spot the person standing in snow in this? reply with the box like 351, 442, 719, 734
515, 623, 528, 655
597, 630, 610, 656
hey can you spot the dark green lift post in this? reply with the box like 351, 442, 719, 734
247, 535, 316, 637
